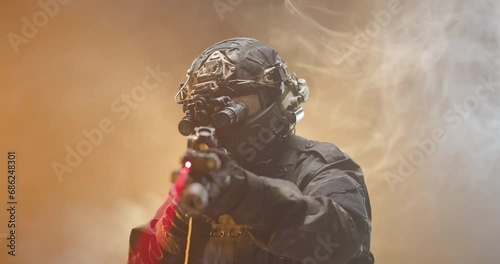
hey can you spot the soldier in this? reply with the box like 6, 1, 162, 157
128, 37, 374, 264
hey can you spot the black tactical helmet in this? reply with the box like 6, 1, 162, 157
175, 38, 309, 168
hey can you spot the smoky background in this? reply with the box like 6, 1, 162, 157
0, 0, 499, 263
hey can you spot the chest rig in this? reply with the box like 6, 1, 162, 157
186, 214, 254, 264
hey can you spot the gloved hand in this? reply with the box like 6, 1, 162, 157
155, 187, 190, 262
181, 148, 249, 219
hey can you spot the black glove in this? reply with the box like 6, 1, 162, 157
155, 192, 190, 262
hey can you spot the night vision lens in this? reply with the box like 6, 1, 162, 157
178, 115, 195, 136
213, 102, 248, 129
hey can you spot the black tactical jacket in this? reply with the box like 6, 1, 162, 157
128, 135, 374, 264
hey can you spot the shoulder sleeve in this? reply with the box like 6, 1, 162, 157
228, 141, 373, 263
128, 186, 187, 264
128, 220, 163, 264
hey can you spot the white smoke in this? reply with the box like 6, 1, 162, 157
271, 0, 500, 263
4, 1, 499, 263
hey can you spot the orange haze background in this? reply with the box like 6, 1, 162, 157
0, 0, 499, 263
